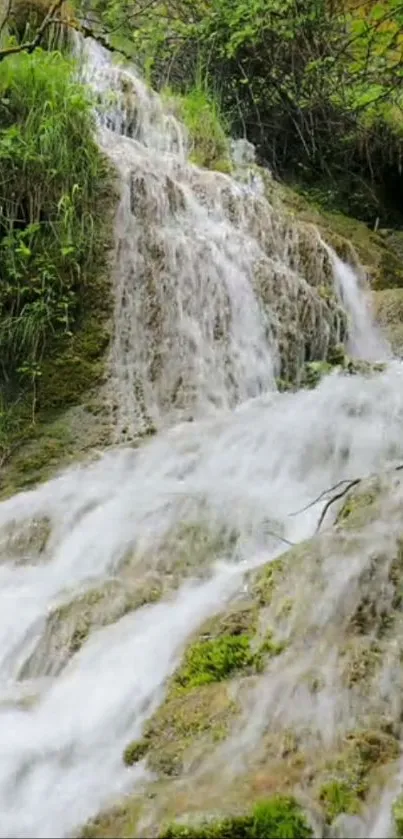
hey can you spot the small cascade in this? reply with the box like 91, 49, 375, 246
0, 33, 401, 839
330, 249, 391, 362
74, 36, 384, 441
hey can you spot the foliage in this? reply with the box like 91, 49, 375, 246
123, 738, 149, 765
173, 634, 254, 689
87, 0, 403, 225
159, 797, 313, 838
319, 780, 360, 821
0, 48, 110, 419
163, 82, 231, 171
393, 794, 403, 838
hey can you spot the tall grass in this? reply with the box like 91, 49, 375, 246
162, 80, 231, 172
0, 48, 110, 392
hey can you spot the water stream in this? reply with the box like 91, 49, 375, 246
0, 37, 402, 838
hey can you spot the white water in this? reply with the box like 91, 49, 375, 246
0, 37, 401, 838
331, 251, 390, 362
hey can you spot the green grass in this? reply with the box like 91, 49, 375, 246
0, 48, 110, 384
163, 84, 231, 173
0, 47, 113, 457
160, 797, 313, 838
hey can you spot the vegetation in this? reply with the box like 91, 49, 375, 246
0, 31, 112, 468
74, 0, 403, 226
163, 83, 231, 172
393, 794, 403, 838
159, 797, 313, 839
173, 635, 254, 690
319, 780, 360, 821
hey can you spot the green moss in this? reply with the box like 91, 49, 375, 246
173, 635, 254, 691
138, 681, 238, 777
392, 794, 403, 838
299, 360, 333, 390
159, 797, 313, 838
374, 288, 403, 355
123, 739, 149, 766
79, 798, 143, 839
337, 486, 380, 528
319, 780, 360, 822
254, 630, 286, 673
320, 729, 400, 807
251, 559, 285, 607
268, 179, 403, 295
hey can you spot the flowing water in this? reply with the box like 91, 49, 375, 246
1, 37, 402, 838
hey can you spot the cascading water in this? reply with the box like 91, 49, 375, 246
330, 249, 391, 362
1, 35, 402, 839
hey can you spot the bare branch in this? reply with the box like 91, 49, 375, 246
289, 478, 358, 517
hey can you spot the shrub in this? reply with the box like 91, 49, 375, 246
0, 48, 110, 407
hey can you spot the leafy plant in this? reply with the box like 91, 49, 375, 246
0, 47, 110, 421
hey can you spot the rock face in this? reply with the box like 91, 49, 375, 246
78, 473, 403, 838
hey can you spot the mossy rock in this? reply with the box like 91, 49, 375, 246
319, 780, 360, 822
336, 480, 381, 530
159, 797, 313, 838
373, 288, 403, 355
79, 798, 143, 839
318, 728, 400, 811
250, 558, 285, 607
131, 681, 239, 778
267, 179, 403, 293
19, 575, 164, 678
392, 794, 403, 838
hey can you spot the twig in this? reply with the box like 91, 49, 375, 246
316, 478, 362, 532
289, 478, 356, 516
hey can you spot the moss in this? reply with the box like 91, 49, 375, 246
319, 780, 360, 822
79, 798, 143, 839
336, 482, 380, 530
267, 178, 403, 295
0, 266, 114, 497
19, 576, 164, 678
392, 794, 403, 839
123, 738, 149, 766
374, 288, 403, 355
251, 559, 285, 607
299, 360, 333, 390
320, 729, 400, 807
138, 681, 239, 777
254, 630, 286, 673
173, 635, 254, 691
159, 797, 313, 838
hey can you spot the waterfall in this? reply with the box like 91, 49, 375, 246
76, 36, 387, 440
330, 249, 391, 362
0, 36, 401, 839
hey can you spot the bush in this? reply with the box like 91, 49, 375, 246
105, 0, 403, 226
0, 48, 110, 405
